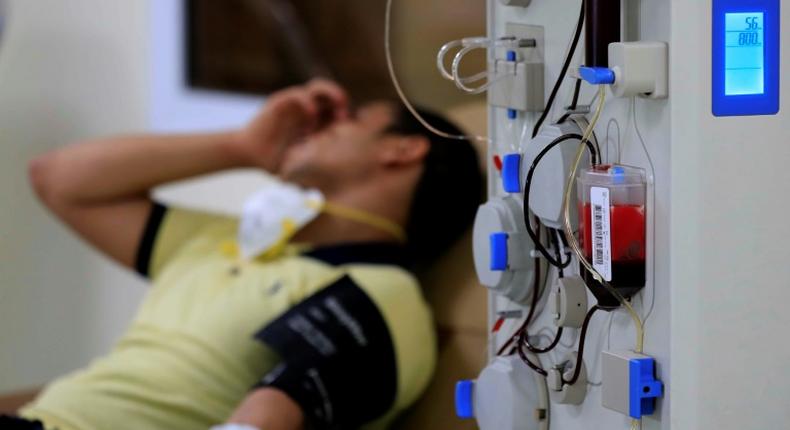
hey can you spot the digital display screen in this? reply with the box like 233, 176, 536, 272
725, 12, 765, 95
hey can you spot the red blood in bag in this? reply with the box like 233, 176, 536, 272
579, 203, 645, 261
578, 203, 646, 306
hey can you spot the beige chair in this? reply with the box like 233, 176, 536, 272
392, 102, 488, 430
393, 234, 488, 430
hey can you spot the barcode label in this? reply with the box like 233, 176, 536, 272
590, 187, 612, 282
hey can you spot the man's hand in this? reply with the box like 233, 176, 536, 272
28, 79, 347, 272
235, 79, 349, 173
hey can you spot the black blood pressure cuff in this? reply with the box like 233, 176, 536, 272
253, 275, 398, 429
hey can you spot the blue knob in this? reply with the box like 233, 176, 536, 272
628, 357, 664, 419
501, 153, 522, 193
489, 233, 509, 271
455, 380, 475, 419
579, 66, 616, 85
610, 165, 627, 184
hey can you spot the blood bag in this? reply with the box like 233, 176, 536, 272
577, 165, 646, 308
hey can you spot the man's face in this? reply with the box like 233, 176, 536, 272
278, 101, 398, 190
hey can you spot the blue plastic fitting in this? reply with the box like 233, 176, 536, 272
501, 153, 522, 193
579, 66, 616, 85
489, 233, 509, 271
455, 380, 475, 419
628, 357, 664, 419
610, 165, 626, 184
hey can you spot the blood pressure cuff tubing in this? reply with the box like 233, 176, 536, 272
253, 275, 398, 429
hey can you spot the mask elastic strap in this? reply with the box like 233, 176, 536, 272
309, 200, 408, 243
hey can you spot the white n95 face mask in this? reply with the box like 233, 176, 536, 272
238, 183, 324, 260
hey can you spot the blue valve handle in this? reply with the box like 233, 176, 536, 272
455, 380, 475, 419
489, 233, 509, 271
501, 153, 522, 193
629, 357, 664, 419
579, 66, 616, 85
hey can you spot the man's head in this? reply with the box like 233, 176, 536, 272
279, 101, 484, 265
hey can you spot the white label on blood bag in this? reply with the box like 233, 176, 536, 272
590, 187, 612, 282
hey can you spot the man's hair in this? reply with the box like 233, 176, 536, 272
386, 105, 484, 268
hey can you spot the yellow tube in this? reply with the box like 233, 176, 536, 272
561, 85, 645, 354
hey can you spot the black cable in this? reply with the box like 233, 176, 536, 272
511, 236, 551, 376
558, 228, 570, 247
517, 329, 548, 376
548, 227, 569, 277
523, 133, 597, 267
504, 218, 560, 370
496, 218, 543, 357
525, 326, 565, 354
591, 130, 602, 163
569, 78, 583, 110
557, 79, 584, 124
554, 228, 573, 274
563, 305, 600, 386
532, 0, 586, 138
518, 230, 565, 355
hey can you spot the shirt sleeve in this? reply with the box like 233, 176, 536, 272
252, 275, 400, 430
134, 202, 236, 279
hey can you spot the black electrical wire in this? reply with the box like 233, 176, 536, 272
496, 217, 543, 357
519, 233, 564, 355
558, 228, 570, 247
524, 325, 565, 354
548, 227, 569, 278
517, 329, 548, 377
554, 228, 573, 276
562, 305, 601, 386
523, 133, 597, 267
569, 78, 583, 110
532, 0, 586, 138
503, 222, 551, 376
557, 79, 584, 124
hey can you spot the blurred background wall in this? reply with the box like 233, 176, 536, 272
0, 0, 150, 391
0, 0, 485, 395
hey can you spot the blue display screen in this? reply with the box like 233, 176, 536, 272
712, 0, 780, 117
725, 13, 765, 95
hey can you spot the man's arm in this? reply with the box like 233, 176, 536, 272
219, 388, 304, 430
28, 79, 348, 270
28, 131, 249, 269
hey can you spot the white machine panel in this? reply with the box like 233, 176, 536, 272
481, 0, 790, 429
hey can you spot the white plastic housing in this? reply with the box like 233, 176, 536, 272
522, 121, 589, 229
549, 276, 588, 328
474, 355, 549, 430
489, 60, 544, 112
489, 23, 545, 112
609, 42, 668, 99
548, 351, 588, 405
472, 196, 536, 303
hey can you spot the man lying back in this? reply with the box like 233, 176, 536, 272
6, 79, 482, 430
